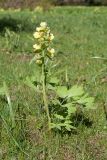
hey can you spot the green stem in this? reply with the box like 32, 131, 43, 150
42, 56, 51, 130
65, 67, 69, 89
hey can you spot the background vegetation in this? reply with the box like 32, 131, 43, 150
0, 0, 107, 9
0, 6, 107, 160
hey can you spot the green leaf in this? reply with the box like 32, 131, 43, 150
54, 114, 65, 120
65, 124, 76, 131
68, 106, 76, 114
64, 121, 76, 130
67, 85, 84, 98
24, 77, 37, 91
77, 95, 92, 104
63, 103, 76, 114
77, 95, 95, 109
56, 86, 68, 98
0, 86, 5, 95
2, 82, 15, 128
47, 84, 56, 91
65, 124, 72, 131
85, 97, 95, 109
30, 55, 37, 64
50, 123, 62, 130
49, 77, 59, 84
31, 75, 40, 83
51, 99, 61, 105
64, 120, 72, 124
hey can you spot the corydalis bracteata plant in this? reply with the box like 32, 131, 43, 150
33, 22, 55, 130
27, 22, 95, 132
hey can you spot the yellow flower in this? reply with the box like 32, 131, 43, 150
36, 26, 46, 32
48, 48, 55, 54
33, 44, 41, 51
40, 22, 47, 28
36, 27, 42, 32
34, 6, 43, 13
38, 37, 44, 42
49, 33, 54, 41
47, 48, 55, 58
36, 22, 48, 32
33, 32, 42, 39
36, 59, 42, 64
36, 54, 41, 59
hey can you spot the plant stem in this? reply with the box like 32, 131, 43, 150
42, 56, 51, 130
65, 67, 69, 89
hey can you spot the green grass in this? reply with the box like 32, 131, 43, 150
0, 7, 107, 159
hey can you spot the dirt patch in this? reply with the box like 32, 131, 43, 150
58, 145, 75, 160
87, 133, 107, 160
15, 54, 32, 62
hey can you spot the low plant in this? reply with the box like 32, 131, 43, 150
4, 28, 20, 52
25, 22, 95, 132
0, 82, 15, 127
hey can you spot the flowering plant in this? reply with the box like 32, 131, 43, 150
26, 22, 95, 132
32, 22, 55, 130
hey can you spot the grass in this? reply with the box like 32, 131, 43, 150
0, 6, 107, 159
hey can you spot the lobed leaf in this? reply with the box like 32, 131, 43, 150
56, 86, 68, 98
77, 95, 95, 109
24, 77, 37, 91
49, 76, 59, 85
54, 114, 65, 120
63, 103, 76, 114
67, 85, 84, 98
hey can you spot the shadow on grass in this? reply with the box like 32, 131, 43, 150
0, 16, 20, 32
53, 113, 93, 136
0, 16, 36, 33
72, 113, 93, 128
